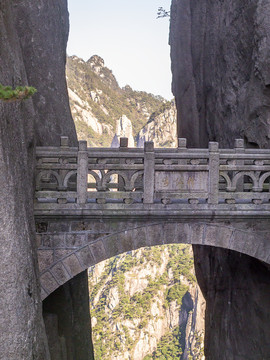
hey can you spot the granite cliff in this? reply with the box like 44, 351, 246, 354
66, 55, 175, 147
0, 1, 93, 359
170, 0, 270, 358
89, 245, 205, 360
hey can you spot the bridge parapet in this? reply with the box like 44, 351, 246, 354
35, 137, 270, 219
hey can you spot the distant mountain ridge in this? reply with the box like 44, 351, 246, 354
66, 55, 176, 147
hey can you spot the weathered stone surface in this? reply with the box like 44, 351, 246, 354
13, 0, 77, 146
0, 2, 49, 359
170, 0, 270, 149
43, 271, 95, 360
0, 0, 96, 358
170, 0, 270, 358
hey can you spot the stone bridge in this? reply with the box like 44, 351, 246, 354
34, 137, 270, 299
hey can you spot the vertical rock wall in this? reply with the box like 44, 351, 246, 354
170, 0, 270, 358
43, 272, 95, 360
0, 1, 91, 359
0, 2, 50, 359
170, 0, 270, 149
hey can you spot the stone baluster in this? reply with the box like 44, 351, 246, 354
60, 136, 69, 148
77, 140, 88, 205
208, 142, 220, 205
178, 138, 187, 165
143, 141, 155, 204
235, 139, 244, 192
119, 137, 128, 192
178, 138, 187, 149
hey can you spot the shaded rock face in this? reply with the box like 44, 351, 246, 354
170, 0, 270, 358
194, 246, 270, 359
13, 0, 77, 146
0, 2, 49, 359
43, 271, 95, 360
170, 0, 270, 148
0, 1, 91, 359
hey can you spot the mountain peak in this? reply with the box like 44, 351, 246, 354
87, 55, 105, 72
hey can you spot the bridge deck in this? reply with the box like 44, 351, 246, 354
34, 137, 270, 220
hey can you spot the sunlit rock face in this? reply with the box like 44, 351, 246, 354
170, 0, 270, 358
88, 246, 205, 360
137, 101, 177, 148
111, 115, 135, 148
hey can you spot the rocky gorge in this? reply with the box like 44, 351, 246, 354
88, 245, 205, 360
1, 0, 270, 359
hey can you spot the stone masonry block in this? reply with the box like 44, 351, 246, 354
40, 272, 59, 295
173, 223, 191, 244
89, 240, 107, 264
38, 250, 54, 272
103, 233, 123, 258
41, 234, 53, 248
51, 262, 70, 285
232, 230, 259, 259
189, 223, 205, 245
65, 233, 85, 247
131, 226, 148, 251
204, 225, 233, 248
76, 246, 94, 268
146, 224, 164, 246
54, 249, 72, 261
47, 221, 70, 232
62, 254, 83, 277
87, 232, 106, 244
40, 287, 48, 301
52, 234, 66, 248
253, 235, 270, 263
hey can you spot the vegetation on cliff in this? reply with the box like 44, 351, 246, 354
88, 245, 203, 360
0, 84, 36, 101
66, 55, 174, 146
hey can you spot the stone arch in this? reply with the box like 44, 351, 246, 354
231, 171, 259, 191
39, 221, 270, 300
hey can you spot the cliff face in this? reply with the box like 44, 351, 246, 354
137, 101, 177, 148
0, 1, 92, 359
170, 0, 270, 149
0, 2, 49, 358
170, 0, 270, 358
66, 55, 174, 146
89, 245, 205, 360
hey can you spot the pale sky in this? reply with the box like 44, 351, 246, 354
67, 0, 173, 100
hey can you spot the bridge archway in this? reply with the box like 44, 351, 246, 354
37, 219, 270, 299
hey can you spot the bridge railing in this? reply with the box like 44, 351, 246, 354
35, 136, 270, 207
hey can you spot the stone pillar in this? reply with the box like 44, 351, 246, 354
178, 138, 187, 165
234, 139, 244, 192
208, 142, 219, 205
143, 141, 155, 204
119, 137, 128, 191
77, 141, 88, 205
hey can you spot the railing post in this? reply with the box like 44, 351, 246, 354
60, 136, 69, 148
178, 138, 187, 165
143, 141, 155, 204
119, 137, 128, 191
178, 138, 187, 149
235, 139, 244, 192
77, 140, 88, 205
208, 142, 219, 205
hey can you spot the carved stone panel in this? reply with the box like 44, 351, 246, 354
155, 171, 209, 192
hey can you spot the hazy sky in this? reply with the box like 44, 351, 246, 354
67, 0, 173, 100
